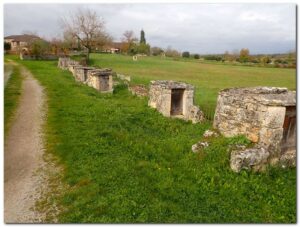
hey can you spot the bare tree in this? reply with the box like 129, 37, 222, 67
61, 8, 110, 62
123, 30, 137, 43
121, 30, 137, 53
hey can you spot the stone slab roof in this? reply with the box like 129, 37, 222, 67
150, 80, 194, 90
4, 34, 42, 42
89, 68, 112, 76
219, 87, 296, 107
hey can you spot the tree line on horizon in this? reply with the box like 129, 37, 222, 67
4, 8, 296, 68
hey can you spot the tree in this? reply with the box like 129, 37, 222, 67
194, 54, 200, 59
260, 56, 271, 65
182, 51, 190, 58
4, 42, 11, 51
140, 29, 146, 44
224, 51, 230, 61
165, 46, 181, 58
151, 46, 164, 56
239, 48, 250, 63
61, 8, 111, 62
287, 50, 296, 64
128, 42, 139, 55
29, 39, 50, 57
121, 30, 138, 53
137, 43, 150, 55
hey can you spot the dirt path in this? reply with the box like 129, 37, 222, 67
4, 64, 47, 223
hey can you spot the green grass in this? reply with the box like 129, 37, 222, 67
4, 64, 23, 135
90, 54, 296, 119
10, 56, 295, 223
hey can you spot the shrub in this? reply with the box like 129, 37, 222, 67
151, 47, 163, 56
204, 55, 222, 61
137, 43, 150, 55
165, 47, 181, 58
182, 51, 190, 58
194, 54, 200, 59
29, 40, 50, 57
4, 42, 11, 51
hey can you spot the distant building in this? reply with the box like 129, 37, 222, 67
101, 42, 123, 53
4, 34, 43, 53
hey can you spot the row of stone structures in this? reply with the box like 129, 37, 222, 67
57, 57, 296, 172
58, 57, 204, 123
58, 57, 113, 93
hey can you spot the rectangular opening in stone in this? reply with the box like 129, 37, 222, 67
99, 75, 110, 91
171, 88, 184, 115
281, 106, 296, 153
83, 69, 88, 81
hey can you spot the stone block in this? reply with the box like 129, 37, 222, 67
230, 147, 270, 172
262, 106, 286, 128
148, 80, 204, 123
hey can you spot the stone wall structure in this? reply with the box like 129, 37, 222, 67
57, 57, 113, 93
74, 66, 96, 82
128, 85, 148, 97
86, 69, 113, 93
68, 61, 80, 75
213, 87, 296, 171
58, 57, 71, 70
148, 80, 204, 123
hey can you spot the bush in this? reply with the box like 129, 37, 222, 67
151, 47, 163, 56
251, 59, 259, 64
4, 42, 11, 51
137, 43, 150, 55
165, 48, 181, 58
204, 55, 222, 61
194, 54, 200, 59
182, 51, 190, 58
29, 40, 50, 57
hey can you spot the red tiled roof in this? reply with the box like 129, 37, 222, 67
4, 34, 42, 42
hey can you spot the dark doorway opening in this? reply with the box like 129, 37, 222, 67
83, 69, 88, 81
281, 106, 296, 153
171, 89, 184, 115
99, 76, 110, 91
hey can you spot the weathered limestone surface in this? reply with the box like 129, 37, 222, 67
57, 57, 71, 70
117, 74, 131, 82
58, 57, 114, 93
68, 62, 80, 75
279, 150, 296, 168
214, 87, 296, 171
148, 80, 204, 123
86, 68, 113, 93
128, 85, 148, 97
230, 147, 270, 172
74, 66, 95, 82
191, 141, 209, 153
203, 129, 219, 138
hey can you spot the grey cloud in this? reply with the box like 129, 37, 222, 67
4, 3, 296, 54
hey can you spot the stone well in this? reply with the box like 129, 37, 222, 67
213, 87, 296, 169
86, 68, 113, 93
148, 80, 204, 123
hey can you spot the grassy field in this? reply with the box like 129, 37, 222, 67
90, 54, 296, 119
7, 56, 295, 223
4, 63, 23, 135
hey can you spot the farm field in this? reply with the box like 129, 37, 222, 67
90, 54, 296, 118
5, 55, 296, 223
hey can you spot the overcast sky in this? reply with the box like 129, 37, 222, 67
4, 3, 296, 54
